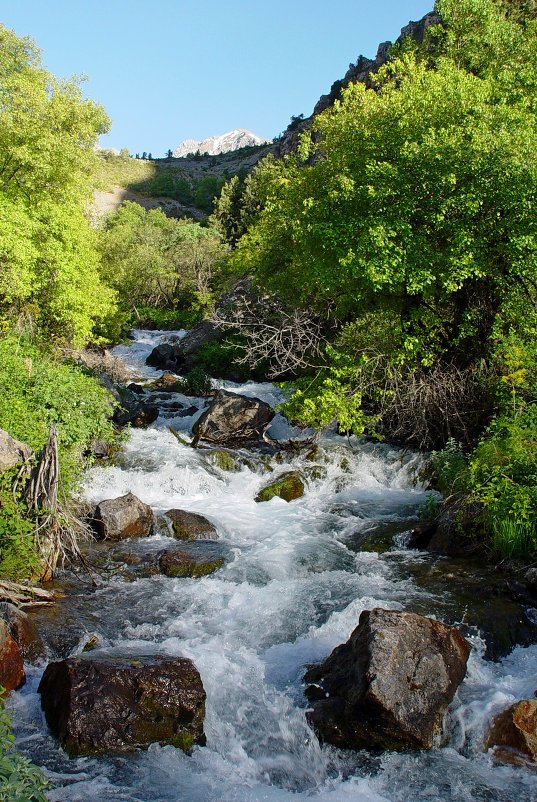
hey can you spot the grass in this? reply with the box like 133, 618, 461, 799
491, 516, 536, 559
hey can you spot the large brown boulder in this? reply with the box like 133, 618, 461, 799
305, 608, 470, 751
92, 493, 154, 540
38, 653, 206, 755
164, 509, 218, 540
485, 700, 537, 768
0, 619, 25, 694
0, 428, 33, 472
0, 603, 46, 663
192, 390, 274, 447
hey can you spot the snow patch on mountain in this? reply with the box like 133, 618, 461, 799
173, 128, 268, 158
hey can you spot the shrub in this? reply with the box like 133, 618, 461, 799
0, 695, 49, 801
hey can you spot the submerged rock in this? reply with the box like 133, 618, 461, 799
255, 471, 305, 502
205, 449, 240, 472
192, 390, 274, 447
486, 700, 537, 768
38, 653, 206, 755
165, 509, 218, 540
158, 549, 224, 578
92, 493, 154, 540
0, 619, 25, 693
305, 608, 470, 751
0, 602, 46, 663
0, 428, 32, 472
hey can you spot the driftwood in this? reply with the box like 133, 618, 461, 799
0, 580, 56, 607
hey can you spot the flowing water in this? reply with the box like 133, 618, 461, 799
10, 330, 537, 802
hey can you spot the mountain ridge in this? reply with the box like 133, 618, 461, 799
173, 128, 269, 158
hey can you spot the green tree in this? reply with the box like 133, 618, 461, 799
98, 202, 227, 313
0, 25, 116, 345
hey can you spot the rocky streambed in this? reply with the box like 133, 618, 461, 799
6, 329, 537, 802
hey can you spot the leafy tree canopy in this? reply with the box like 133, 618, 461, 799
233, 0, 537, 368
0, 25, 116, 345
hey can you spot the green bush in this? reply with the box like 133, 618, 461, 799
0, 476, 39, 581
0, 696, 49, 801
0, 334, 115, 485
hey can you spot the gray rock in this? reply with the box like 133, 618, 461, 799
192, 390, 274, 447
0, 428, 32, 472
38, 652, 206, 755
92, 493, 154, 540
305, 608, 470, 751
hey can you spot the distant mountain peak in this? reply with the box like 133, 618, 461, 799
172, 128, 268, 158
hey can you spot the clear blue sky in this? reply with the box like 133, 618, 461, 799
3, 1, 433, 156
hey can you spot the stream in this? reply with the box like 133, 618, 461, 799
9, 329, 537, 802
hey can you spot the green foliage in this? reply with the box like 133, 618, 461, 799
0, 475, 38, 581
431, 439, 469, 494
0, 25, 116, 346
177, 368, 212, 396
490, 517, 535, 559
0, 696, 49, 801
0, 334, 115, 490
191, 339, 242, 377
98, 202, 227, 319
94, 151, 156, 189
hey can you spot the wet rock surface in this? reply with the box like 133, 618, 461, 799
38, 652, 206, 755
486, 700, 537, 768
158, 549, 225, 578
305, 608, 470, 751
255, 471, 305, 503
113, 399, 159, 428
92, 492, 154, 540
0, 619, 25, 693
0, 602, 46, 663
192, 390, 274, 447
164, 509, 218, 540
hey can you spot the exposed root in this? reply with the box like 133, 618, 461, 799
25, 426, 93, 582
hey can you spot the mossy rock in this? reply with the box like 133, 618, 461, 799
306, 465, 328, 481
158, 550, 224, 578
165, 509, 218, 540
255, 471, 305, 503
206, 449, 240, 472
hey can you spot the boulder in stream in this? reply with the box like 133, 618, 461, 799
255, 471, 305, 502
38, 653, 206, 755
304, 608, 470, 751
485, 700, 537, 768
113, 400, 159, 428
0, 619, 25, 693
191, 390, 274, 447
92, 493, 154, 540
0, 602, 46, 663
164, 509, 218, 540
158, 549, 224, 578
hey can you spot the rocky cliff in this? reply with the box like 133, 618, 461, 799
277, 11, 441, 156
